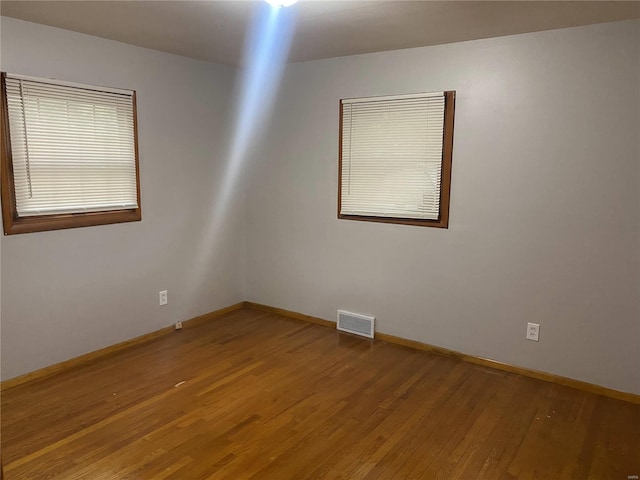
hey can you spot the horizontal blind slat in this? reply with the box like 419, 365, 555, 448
5, 75, 139, 217
341, 92, 445, 219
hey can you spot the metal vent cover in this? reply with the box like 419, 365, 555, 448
337, 310, 375, 338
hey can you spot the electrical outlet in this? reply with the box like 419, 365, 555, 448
174, 321, 183, 330
159, 290, 168, 306
526, 322, 540, 342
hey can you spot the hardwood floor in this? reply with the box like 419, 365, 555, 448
1, 307, 639, 479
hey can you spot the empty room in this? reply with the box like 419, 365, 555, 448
0, 1, 639, 478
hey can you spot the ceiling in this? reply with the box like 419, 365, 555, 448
2, 1, 639, 66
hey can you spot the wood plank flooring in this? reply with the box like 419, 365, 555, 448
1, 307, 639, 479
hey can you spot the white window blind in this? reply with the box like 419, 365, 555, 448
4, 74, 138, 217
340, 91, 445, 220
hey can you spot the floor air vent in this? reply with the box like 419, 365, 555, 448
337, 310, 375, 338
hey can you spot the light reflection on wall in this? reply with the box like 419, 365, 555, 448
180, 4, 297, 314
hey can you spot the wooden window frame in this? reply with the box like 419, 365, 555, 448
338, 90, 455, 228
0, 73, 142, 235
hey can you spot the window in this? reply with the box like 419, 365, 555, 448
339, 90, 455, 228
1, 73, 141, 234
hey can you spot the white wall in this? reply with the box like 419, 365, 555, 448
0, 17, 245, 380
1, 17, 638, 395
246, 20, 640, 394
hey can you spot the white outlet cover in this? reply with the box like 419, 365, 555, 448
527, 322, 540, 342
159, 290, 168, 306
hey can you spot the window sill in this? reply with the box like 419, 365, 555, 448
2, 208, 141, 235
338, 213, 448, 229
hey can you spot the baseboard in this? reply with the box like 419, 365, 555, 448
245, 302, 640, 405
0, 302, 245, 391
245, 301, 335, 328
4, 300, 638, 404
182, 302, 246, 329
